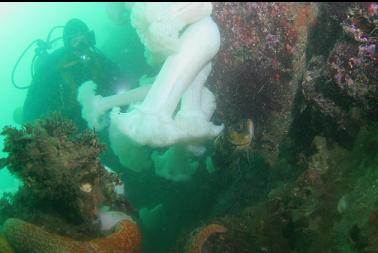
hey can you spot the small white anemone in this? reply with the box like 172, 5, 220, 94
99, 206, 135, 231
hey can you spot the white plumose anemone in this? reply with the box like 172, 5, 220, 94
77, 3, 224, 181
110, 3, 223, 147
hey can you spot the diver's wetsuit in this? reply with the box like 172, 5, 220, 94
23, 47, 125, 129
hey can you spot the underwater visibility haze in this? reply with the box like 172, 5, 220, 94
0, 2, 378, 253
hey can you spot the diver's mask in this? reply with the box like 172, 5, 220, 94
69, 32, 93, 51
68, 31, 95, 63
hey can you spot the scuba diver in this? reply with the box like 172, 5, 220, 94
22, 18, 126, 129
